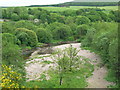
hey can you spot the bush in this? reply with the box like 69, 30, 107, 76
0, 65, 25, 88
15, 28, 38, 47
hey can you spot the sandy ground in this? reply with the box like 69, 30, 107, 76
25, 43, 113, 88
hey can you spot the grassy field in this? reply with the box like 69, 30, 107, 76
31, 6, 118, 11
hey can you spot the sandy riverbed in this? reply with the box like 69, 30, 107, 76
25, 43, 113, 88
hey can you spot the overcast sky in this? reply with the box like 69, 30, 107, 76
0, 0, 74, 7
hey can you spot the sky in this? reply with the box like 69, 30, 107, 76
0, 0, 74, 7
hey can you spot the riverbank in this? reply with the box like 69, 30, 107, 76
25, 43, 114, 88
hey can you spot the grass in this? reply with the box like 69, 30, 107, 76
30, 6, 118, 11
105, 69, 117, 83
105, 69, 119, 88
42, 60, 53, 64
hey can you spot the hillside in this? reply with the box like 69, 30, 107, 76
72, 0, 119, 2
28, 1, 118, 7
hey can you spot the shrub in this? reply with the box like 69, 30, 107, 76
0, 65, 25, 88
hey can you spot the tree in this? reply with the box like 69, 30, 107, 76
98, 11, 109, 21
87, 15, 102, 22
65, 16, 75, 24
62, 10, 76, 16
2, 33, 26, 87
15, 20, 37, 31
55, 45, 80, 85
57, 53, 69, 85
2, 22, 16, 34
53, 25, 72, 40
15, 28, 38, 47
50, 13, 61, 23
36, 28, 52, 43
2, 7, 14, 19
11, 13, 20, 21
2, 33, 17, 45
2, 33, 24, 71
76, 9, 84, 15
75, 16, 90, 25
48, 22, 72, 40
76, 24, 89, 39
28, 15, 35, 20
13, 7, 28, 20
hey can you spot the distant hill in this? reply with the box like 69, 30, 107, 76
28, 1, 119, 7
72, 0, 119, 2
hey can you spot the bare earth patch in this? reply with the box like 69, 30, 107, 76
25, 43, 113, 88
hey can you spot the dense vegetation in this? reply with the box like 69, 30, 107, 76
1, 5, 119, 88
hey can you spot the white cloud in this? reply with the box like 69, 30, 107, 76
0, 0, 74, 6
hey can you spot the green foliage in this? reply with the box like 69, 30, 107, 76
75, 16, 90, 25
75, 24, 89, 39
2, 6, 119, 88
105, 69, 117, 83
54, 26, 71, 40
36, 28, 52, 43
64, 16, 75, 24
2, 42, 22, 66
25, 56, 93, 88
2, 22, 16, 34
15, 20, 37, 31
81, 28, 96, 47
2, 33, 25, 76
87, 15, 102, 22
81, 22, 118, 85
49, 22, 72, 40
1, 65, 25, 88
49, 13, 64, 23
62, 10, 76, 16
2, 33, 17, 44
28, 15, 35, 20
42, 61, 53, 64
15, 28, 38, 47
53, 46, 93, 86
11, 13, 20, 21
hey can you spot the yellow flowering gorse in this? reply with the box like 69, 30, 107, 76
0, 65, 22, 88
